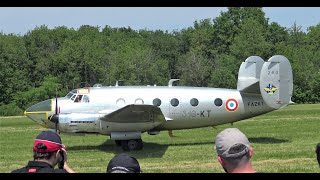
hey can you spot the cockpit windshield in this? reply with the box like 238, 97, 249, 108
70, 94, 76, 101
65, 89, 77, 99
65, 89, 90, 103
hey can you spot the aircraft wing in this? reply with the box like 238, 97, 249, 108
100, 104, 166, 123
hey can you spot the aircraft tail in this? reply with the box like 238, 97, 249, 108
237, 56, 265, 93
237, 55, 293, 109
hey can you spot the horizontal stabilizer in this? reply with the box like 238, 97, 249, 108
259, 55, 293, 109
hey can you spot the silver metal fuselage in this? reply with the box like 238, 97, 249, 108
33, 86, 274, 135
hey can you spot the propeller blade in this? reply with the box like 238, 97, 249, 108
47, 97, 59, 133
55, 96, 58, 115
54, 90, 59, 133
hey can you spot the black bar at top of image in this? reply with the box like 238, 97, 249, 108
1, 0, 320, 7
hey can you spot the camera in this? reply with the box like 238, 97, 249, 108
58, 150, 65, 169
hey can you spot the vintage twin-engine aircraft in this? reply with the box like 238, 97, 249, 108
25, 55, 293, 151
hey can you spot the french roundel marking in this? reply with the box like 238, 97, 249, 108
225, 98, 239, 112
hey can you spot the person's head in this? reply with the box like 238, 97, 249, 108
214, 128, 254, 173
107, 153, 141, 173
316, 143, 320, 168
33, 130, 65, 166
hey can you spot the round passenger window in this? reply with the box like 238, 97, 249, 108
170, 98, 179, 107
135, 98, 144, 104
214, 98, 223, 107
190, 98, 199, 107
116, 98, 126, 108
153, 98, 162, 106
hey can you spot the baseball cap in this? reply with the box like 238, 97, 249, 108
107, 153, 141, 173
33, 130, 65, 153
214, 128, 250, 158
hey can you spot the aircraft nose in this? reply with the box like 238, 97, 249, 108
26, 99, 52, 112
25, 99, 53, 126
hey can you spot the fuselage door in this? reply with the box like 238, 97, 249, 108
168, 97, 182, 119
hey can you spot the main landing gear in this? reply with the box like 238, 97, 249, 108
115, 139, 143, 151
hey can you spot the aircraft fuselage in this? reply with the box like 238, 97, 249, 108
26, 86, 273, 135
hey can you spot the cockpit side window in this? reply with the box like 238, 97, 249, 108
66, 93, 73, 99
74, 95, 83, 103
70, 93, 89, 103
83, 95, 90, 103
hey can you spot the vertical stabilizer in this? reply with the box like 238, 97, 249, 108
237, 56, 264, 93
259, 55, 293, 109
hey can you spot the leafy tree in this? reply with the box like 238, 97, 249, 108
13, 76, 65, 110
287, 22, 307, 48
139, 29, 183, 80
306, 24, 320, 52
0, 103, 23, 116
53, 26, 110, 89
230, 17, 272, 61
208, 54, 238, 89
177, 50, 213, 87
188, 19, 216, 59
0, 34, 30, 105
23, 25, 75, 86
109, 37, 169, 86
212, 7, 268, 54
266, 22, 289, 54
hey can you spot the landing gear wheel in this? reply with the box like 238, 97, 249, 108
135, 139, 143, 150
120, 139, 143, 151
127, 139, 138, 150
121, 140, 130, 151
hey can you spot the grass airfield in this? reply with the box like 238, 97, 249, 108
0, 104, 319, 173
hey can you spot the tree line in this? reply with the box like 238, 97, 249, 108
1, 7, 319, 116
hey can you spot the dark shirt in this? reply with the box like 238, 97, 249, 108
11, 161, 68, 173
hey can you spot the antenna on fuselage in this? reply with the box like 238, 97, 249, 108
168, 79, 180, 87
115, 80, 124, 87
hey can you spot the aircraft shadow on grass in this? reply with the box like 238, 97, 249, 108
248, 137, 289, 144
67, 139, 213, 158
67, 137, 289, 158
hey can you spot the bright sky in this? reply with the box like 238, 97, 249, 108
1, 7, 319, 35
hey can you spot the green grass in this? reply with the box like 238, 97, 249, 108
1, 104, 320, 173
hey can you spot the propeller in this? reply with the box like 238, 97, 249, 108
48, 90, 59, 133
54, 97, 58, 133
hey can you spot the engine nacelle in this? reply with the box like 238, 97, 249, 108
110, 132, 141, 140
58, 113, 104, 133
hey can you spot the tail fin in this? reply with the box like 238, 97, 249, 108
238, 55, 293, 109
237, 56, 264, 93
259, 55, 293, 109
